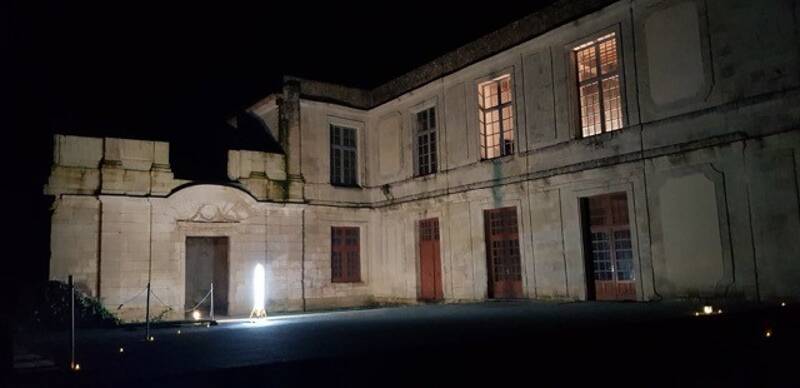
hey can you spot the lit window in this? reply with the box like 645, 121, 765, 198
330, 124, 357, 186
574, 32, 623, 137
415, 107, 438, 176
331, 227, 360, 283
478, 75, 514, 159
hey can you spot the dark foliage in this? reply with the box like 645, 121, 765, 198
31, 281, 120, 330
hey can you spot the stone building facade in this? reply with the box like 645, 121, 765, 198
46, 0, 800, 320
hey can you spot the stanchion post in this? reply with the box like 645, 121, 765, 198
69, 275, 76, 369
210, 282, 214, 321
145, 282, 151, 341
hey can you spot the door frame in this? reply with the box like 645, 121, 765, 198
184, 235, 231, 316
417, 217, 443, 301
483, 206, 524, 299
472, 196, 530, 300
578, 189, 642, 301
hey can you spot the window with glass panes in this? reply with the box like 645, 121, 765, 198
478, 75, 514, 159
330, 124, 357, 186
573, 32, 623, 137
331, 226, 360, 283
415, 107, 438, 176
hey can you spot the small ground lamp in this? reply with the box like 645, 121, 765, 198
695, 305, 722, 316
250, 263, 267, 321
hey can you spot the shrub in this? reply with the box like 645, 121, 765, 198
32, 281, 120, 330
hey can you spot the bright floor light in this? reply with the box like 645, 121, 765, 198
253, 263, 266, 315
192, 310, 201, 321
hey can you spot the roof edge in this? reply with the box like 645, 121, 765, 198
244, 0, 620, 113
369, 0, 619, 106
285, 76, 374, 110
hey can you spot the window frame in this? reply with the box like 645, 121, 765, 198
329, 123, 359, 187
330, 226, 361, 283
413, 105, 439, 177
568, 27, 628, 139
477, 73, 516, 160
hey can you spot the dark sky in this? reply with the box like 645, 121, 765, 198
13, 2, 554, 138
6, 1, 554, 286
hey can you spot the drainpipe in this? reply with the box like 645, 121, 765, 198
630, 3, 661, 301
97, 137, 106, 299
301, 208, 307, 312
96, 200, 103, 298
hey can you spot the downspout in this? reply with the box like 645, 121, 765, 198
147, 197, 153, 302
301, 208, 306, 311
709, 162, 736, 298
743, 140, 761, 302
630, 2, 661, 301
96, 137, 106, 299
147, 142, 156, 299
96, 201, 103, 298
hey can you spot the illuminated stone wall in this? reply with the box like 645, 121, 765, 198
47, 0, 800, 321
259, 0, 800, 303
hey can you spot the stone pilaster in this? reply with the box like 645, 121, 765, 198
279, 80, 305, 202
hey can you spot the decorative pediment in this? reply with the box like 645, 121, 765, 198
185, 203, 249, 223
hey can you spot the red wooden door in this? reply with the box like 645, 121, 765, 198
331, 227, 360, 283
418, 218, 443, 301
484, 207, 523, 299
586, 193, 636, 301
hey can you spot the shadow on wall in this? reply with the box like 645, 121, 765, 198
170, 114, 283, 182
170, 129, 230, 182
233, 112, 283, 154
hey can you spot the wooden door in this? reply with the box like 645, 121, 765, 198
331, 227, 361, 282
185, 237, 229, 315
484, 207, 523, 299
585, 193, 636, 301
418, 218, 443, 301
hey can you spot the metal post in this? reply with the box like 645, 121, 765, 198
69, 275, 75, 369
210, 282, 214, 321
145, 282, 151, 341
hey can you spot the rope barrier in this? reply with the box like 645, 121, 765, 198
116, 286, 148, 310
185, 289, 212, 313
148, 289, 174, 310
115, 285, 214, 321
149, 288, 213, 313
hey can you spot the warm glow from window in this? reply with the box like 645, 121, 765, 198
574, 32, 623, 137
478, 74, 514, 159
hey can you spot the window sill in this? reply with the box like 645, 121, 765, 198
480, 153, 515, 164
576, 126, 626, 143
331, 280, 364, 284
330, 184, 363, 190
413, 171, 439, 181
519, 126, 631, 156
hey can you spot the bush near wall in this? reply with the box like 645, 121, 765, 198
31, 281, 120, 330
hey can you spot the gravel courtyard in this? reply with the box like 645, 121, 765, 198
10, 301, 797, 387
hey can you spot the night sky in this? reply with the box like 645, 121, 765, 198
7, 2, 554, 289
